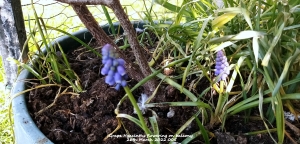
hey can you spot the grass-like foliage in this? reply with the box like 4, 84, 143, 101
10, 2, 83, 93
148, 0, 300, 143
8, 0, 300, 143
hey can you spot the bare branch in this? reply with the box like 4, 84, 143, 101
71, 4, 144, 85
108, 1, 157, 92
71, 5, 113, 46
56, 0, 157, 93
56, 0, 112, 6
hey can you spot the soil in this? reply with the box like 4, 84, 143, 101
26, 35, 296, 144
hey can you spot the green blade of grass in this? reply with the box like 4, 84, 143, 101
208, 35, 235, 44
34, 9, 61, 83
275, 94, 285, 143
10, 84, 61, 100
258, 79, 277, 143
154, 0, 191, 16
56, 43, 71, 69
209, 31, 266, 44
195, 116, 209, 144
31, 3, 49, 52
181, 55, 194, 92
46, 26, 101, 58
180, 14, 210, 92
153, 69, 198, 102
261, 22, 285, 66
130, 56, 191, 93
228, 92, 300, 115
116, 114, 142, 129
101, 5, 116, 35
287, 72, 300, 93
262, 65, 285, 143
181, 131, 202, 144
243, 128, 277, 135
219, 7, 253, 30
7, 58, 46, 84
283, 24, 300, 31
145, 101, 211, 108
57, 73, 82, 93
146, 79, 164, 104
212, 13, 237, 31
166, 30, 186, 57
272, 48, 300, 97
123, 87, 154, 143
168, 111, 201, 144
209, 41, 235, 52
194, 15, 211, 49
149, 114, 160, 144
174, 0, 187, 24
255, 0, 261, 30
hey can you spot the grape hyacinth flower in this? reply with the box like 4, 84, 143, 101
215, 50, 230, 81
101, 44, 128, 90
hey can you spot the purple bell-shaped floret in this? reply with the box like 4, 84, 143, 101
101, 44, 128, 90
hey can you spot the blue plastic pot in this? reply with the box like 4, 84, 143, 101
12, 21, 146, 144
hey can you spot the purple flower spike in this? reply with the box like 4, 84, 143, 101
101, 44, 128, 90
215, 50, 230, 81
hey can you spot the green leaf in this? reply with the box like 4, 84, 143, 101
7, 58, 46, 84
101, 6, 116, 35
230, 30, 266, 40
116, 114, 142, 129
261, 22, 285, 66
166, 30, 186, 56
272, 48, 300, 97
209, 41, 235, 52
258, 80, 277, 143
149, 115, 160, 144
145, 101, 211, 108
154, 0, 191, 16
195, 117, 209, 144
168, 111, 201, 144
46, 26, 101, 58
212, 13, 237, 30
153, 70, 198, 102
181, 131, 202, 143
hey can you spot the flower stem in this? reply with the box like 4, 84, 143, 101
211, 80, 227, 127
215, 80, 225, 117
123, 86, 154, 143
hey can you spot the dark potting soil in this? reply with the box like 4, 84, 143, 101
26, 38, 294, 144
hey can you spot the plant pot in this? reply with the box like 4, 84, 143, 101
11, 21, 146, 144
